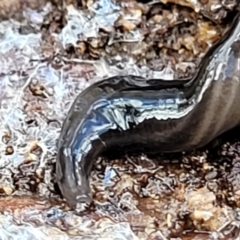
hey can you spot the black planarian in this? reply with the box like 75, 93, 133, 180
56, 13, 240, 208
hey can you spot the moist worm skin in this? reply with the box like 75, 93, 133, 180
56, 13, 240, 208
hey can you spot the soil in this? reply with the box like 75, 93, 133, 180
0, 0, 240, 239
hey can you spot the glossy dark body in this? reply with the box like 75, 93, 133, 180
56, 13, 240, 208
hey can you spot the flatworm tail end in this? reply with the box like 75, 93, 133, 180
56, 83, 111, 207
56, 147, 92, 206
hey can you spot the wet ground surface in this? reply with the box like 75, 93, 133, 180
1, 0, 240, 239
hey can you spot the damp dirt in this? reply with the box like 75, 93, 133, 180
0, 0, 240, 239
